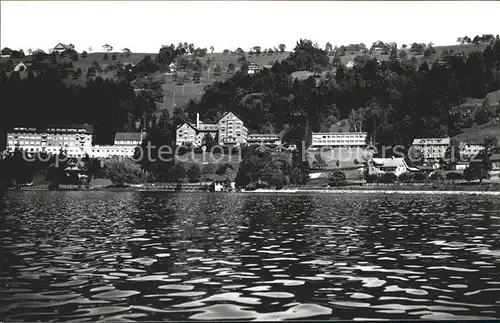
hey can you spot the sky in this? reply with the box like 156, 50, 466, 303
1, 1, 499, 54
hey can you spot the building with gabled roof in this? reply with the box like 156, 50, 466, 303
369, 157, 412, 176
53, 43, 71, 53
1, 47, 12, 57
412, 137, 450, 163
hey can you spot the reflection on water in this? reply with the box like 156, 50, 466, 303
1, 191, 500, 321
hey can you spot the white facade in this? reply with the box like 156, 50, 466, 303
370, 157, 410, 176
88, 145, 137, 159
247, 134, 281, 146
5, 126, 142, 159
460, 141, 485, 159
6, 125, 93, 157
247, 62, 261, 75
311, 132, 367, 148
218, 112, 248, 146
412, 137, 450, 161
176, 112, 248, 147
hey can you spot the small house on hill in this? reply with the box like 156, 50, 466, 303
1, 47, 12, 58
102, 44, 113, 52
369, 157, 413, 176
169, 63, 176, 73
13, 62, 28, 72
346, 61, 355, 69
53, 43, 71, 53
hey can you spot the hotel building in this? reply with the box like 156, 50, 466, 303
412, 137, 450, 161
310, 132, 367, 149
176, 112, 249, 147
459, 139, 485, 159
5, 125, 93, 157
5, 125, 143, 159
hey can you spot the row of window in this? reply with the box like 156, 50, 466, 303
115, 140, 140, 145
317, 135, 366, 139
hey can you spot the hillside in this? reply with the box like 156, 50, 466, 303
451, 89, 500, 114
1, 42, 496, 120
453, 122, 500, 143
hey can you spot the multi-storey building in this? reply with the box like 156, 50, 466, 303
176, 113, 219, 148
459, 139, 485, 159
217, 112, 248, 146
176, 112, 248, 147
5, 125, 93, 157
88, 132, 143, 158
5, 125, 143, 159
310, 132, 367, 149
412, 137, 450, 161
247, 133, 281, 146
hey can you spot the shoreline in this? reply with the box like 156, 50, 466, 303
7, 186, 500, 195
248, 188, 500, 196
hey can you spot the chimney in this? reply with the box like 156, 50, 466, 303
196, 113, 200, 129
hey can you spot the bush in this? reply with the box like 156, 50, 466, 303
365, 173, 378, 183
187, 164, 201, 183
446, 172, 463, 182
245, 182, 257, 191
379, 172, 398, 184
430, 171, 446, 181
413, 172, 428, 182
102, 158, 145, 186
398, 172, 413, 183
328, 170, 347, 186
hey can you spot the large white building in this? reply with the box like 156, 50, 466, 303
5, 125, 143, 159
6, 125, 93, 157
310, 132, 367, 149
412, 137, 450, 162
176, 112, 250, 147
87, 132, 143, 158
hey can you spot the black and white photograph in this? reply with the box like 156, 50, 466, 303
1, 0, 500, 321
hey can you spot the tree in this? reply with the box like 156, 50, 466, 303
187, 164, 201, 183
444, 138, 462, 170
312, 152, 327, 170
81, 51, 87, 58
278, 44, 286, 53
402, 44, 407, 49
253, 46, 261, 54
398, 50, 408, 59
202, 132, 216, 150
210, 46, 214, 54
475, 98, 495, 125
328, 170, 346, 186
227, 62, 235, 73
325, 42, 333, 54
223, 49, 230, 55
235, 47, 244, 55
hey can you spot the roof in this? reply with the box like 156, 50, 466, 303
198, 123, 218, 131
114, 132, 142, 141
216, 111, 245, 124
412, 137, 450, 145
372, 157, 406, 168
53, 43, 70, 50
11, 124, 93, 134
248, 133, 280, 138
461, 139, 485, 145
312, 132, 367, 136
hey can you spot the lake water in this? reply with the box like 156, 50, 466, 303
1, 191, 500, 321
